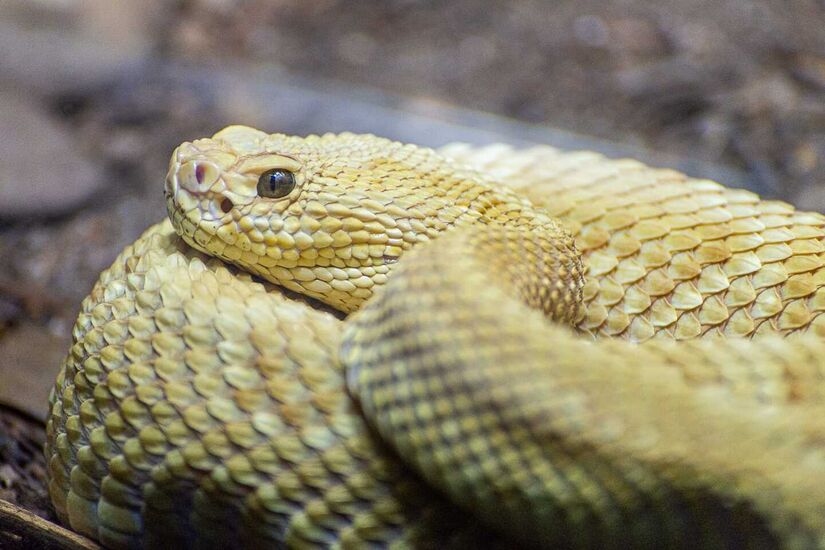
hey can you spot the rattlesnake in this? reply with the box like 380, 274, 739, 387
46, 126, 825, 548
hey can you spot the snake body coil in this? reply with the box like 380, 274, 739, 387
46, 127, 825, 548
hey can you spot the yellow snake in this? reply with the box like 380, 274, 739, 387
46, 125, 825, 549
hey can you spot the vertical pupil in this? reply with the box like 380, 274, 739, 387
258, 168, 294, 198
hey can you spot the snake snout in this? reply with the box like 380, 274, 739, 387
168, 159, 235, 221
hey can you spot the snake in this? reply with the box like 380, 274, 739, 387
45, 125, 825, 549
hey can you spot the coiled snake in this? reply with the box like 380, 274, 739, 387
46, 126, 825, 549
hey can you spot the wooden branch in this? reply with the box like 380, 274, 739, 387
0, 499, 100, 550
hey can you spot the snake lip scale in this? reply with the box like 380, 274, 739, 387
46, 125, 825, 549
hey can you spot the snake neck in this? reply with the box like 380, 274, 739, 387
407, 174, 585, 326
443, 170, 565, 232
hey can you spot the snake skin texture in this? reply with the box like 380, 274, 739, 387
46, 126, 825, 549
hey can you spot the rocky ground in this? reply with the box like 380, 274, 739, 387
0, 0, 823, 539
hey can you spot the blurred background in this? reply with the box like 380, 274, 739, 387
1, 0, 824, 523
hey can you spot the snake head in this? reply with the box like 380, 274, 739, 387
166, 125, 498, 312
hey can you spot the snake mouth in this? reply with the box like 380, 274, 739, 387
196, 193, 236, 223
170, 183, 232, 223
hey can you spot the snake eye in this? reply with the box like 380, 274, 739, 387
257, 168, 296, 199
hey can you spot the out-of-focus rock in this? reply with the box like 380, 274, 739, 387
0, 0, 167, 94
0, 91, 102, 219
791, 51, 825, 92
0, 322, 68, 420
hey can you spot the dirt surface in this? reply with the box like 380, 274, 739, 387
0, 406, 51, 520
0, 0, 823, 537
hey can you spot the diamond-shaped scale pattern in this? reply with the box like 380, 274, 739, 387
346, 224, 825, 549
47, 134, 825, 550
442, 144, 825, 342
46, 221, 509, 549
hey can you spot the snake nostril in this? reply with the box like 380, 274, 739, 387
195, 163, 206, 185
220, 198, 234, 213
